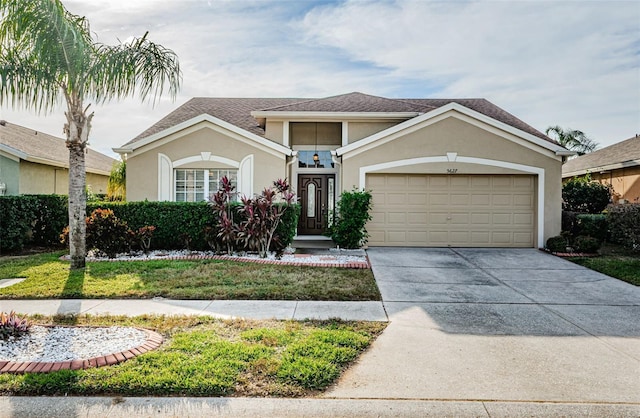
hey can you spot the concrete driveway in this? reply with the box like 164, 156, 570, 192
326, 248, 640, 405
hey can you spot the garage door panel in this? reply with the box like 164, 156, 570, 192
407, 212, 428, 225
387, 231, 407, 243
514, 194, 533, 206
450, 193, 470, 205
366, 174, 534, 247
492, 194, 512, 206
428, 231, 449, 244
492, 232, 512, 244
471, 213, 490, 224
408, 193, 427, 205
471, 194, 491, 205
514, 232, 533, 244
407, 231, 428, 243
471, 231, 491, 244
429, 212, 450, 225
450, 213, 469, 224
387, 193, 407, 205
514, 213, 533, 225
430, 193, 449, 205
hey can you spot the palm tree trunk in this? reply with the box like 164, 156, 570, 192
68, 141, 86, 269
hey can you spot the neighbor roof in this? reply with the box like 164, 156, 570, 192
0, 121, 116, 174
562, 135, 640, 176
124, 92, 557, 147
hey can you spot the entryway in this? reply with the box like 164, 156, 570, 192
297, 173, 335, 235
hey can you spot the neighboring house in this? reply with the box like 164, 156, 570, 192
562, 135, 640, 203
114, 92, 571, 248
0, 120, 115, 196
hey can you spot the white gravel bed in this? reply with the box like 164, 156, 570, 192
81, 249, 367, 265
0, 326, 147, 363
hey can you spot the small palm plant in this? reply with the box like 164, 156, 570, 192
0, 311, 31, 338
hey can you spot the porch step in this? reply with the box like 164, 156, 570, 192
292, 237, 335, 250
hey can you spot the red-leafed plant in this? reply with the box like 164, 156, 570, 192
209, 176, 239, 255
61, 208, 130, 258
0, 311, 31, 338
136, 225, 156, 254
237, 179, 296, 258
210, 177, 297, 257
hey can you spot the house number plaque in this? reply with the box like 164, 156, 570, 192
446, 168, 458, 174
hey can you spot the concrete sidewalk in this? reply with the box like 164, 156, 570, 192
0, 298, 388, 321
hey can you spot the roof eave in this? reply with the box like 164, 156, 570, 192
562, 159, 640, 178
117, 114, 293, 156
337, 103, 564, 156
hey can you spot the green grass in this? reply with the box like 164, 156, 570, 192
0, 315, 386, 397
567, 244, 640, 286
0, 252, 380, 300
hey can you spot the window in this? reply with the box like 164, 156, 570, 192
175, 169, 237, 202
298, 150, 333, 168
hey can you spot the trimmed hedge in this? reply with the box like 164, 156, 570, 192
1, 196, 300, 253
607, 203, 640, 250
87, 201, 214, 250
0, 195, 68, 253
87, 201, 301, 251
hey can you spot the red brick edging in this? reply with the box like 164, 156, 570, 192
62, 254, 370, 269
0, 327, 163, 374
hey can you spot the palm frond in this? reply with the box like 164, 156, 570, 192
90, 33, 181, 105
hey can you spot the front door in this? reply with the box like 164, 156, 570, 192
298, 174, 335, 235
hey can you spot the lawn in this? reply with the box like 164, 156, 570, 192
0, 315, 386, 396
0, 252, 380, 300
567, 244, 640, 286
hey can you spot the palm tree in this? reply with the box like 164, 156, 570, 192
107, 159, 126, 201
545, 126, 598, 156
0, 0, 180, 269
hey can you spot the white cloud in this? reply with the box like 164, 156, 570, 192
1, 0, 638, 158
297, 0, 640, 146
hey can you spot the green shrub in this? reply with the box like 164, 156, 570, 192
0, 195, 68, 253
87, 201, 214, 250
561, 210, 579, 237
562, 175, 611, 214
86, 208, 130, 258
328, 189, 373, 249
546, 235, 567, 252
573, 235, 601, 253
274, 203, 301, 251
576, 214, 608, 243
607, 203, 640, 250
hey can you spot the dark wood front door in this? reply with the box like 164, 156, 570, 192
298, 174, 335, 235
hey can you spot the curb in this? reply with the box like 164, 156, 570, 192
0, 327, 163, 374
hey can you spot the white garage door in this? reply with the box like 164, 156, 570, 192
367, 174, 535, 247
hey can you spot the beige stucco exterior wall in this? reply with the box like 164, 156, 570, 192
290, 122, 341, 147
348, 121, 400, 143
340, 115, 563, 246
19, 161, 108, 195
126, 124, 286, 201
590, 166, 640, 203
264, 121, 284, 144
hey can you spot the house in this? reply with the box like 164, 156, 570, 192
562, 135, 640, 203
114, 92, 571, 248
0, 120, 116, 196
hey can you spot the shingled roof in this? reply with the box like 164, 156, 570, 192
257, 92, 431, 113
125, 92, 556, 147
562, 135, 640, 176
0, 121, 116, 174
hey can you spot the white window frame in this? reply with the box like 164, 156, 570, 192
174, 168, 238, 202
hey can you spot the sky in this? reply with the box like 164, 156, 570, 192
0, 0, 638, 159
